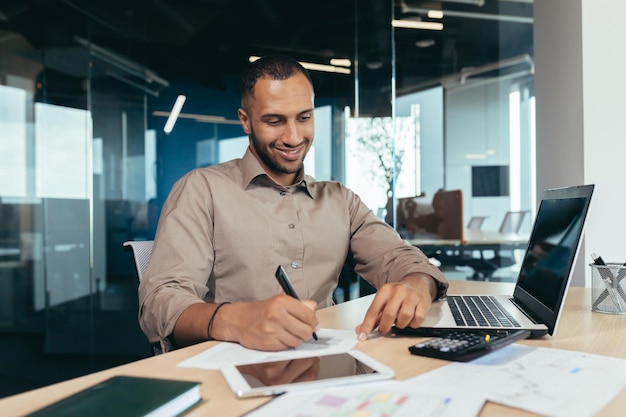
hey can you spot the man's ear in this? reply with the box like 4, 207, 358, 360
238, 108, 250, 134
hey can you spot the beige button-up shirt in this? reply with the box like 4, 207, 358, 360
138, 149, 448, 350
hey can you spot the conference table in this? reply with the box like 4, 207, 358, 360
2, 280, 626, 417
406, 229, 530, 279
405, 229, 529, 250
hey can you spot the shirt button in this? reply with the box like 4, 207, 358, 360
279, 191, 287, 196
291, 262, 298, 269
288, 224, 295, 229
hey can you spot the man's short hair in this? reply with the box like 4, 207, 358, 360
239, 55, 314, 108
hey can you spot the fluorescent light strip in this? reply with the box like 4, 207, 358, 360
330, 58, 351, 67
464, 153, 488, 159
302, 62, 351, 74
163, 95, 186, 134
249, 56, 351, 74
428, 10, 444, 19
153, 111, 241, 125
509, 90, 521, 211
391, 20, 444, 30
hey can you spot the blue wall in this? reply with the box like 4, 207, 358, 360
148, 75, 244, 204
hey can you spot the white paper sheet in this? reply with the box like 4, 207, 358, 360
406, 345, 626, 417
178, 328, 359, 369
245, 380, 485, 417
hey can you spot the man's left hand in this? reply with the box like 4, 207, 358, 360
355, 273, 437, 341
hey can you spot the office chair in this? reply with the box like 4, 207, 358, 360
460, 211, 529, 281
123, 240, 161, 355
499, 210, 529, 234
463, 216, 488, 260
122, 240, 154, 282
467, 216, 488, 231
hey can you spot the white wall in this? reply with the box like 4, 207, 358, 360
396, 87, 445, 197
535, 1, 626, 286
445, 79, 534, 233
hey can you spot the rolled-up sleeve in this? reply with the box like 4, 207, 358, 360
138, 171, 214, 350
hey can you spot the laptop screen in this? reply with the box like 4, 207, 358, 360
513, 184, 594, 333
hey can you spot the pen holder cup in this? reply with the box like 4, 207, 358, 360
590, 263, 626, 314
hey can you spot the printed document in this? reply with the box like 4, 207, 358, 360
245, 380, 484, 417
178, 328, 359, 369
406, 344, 626, 417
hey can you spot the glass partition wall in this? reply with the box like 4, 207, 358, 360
0, 0, 534, 395
0, 6, 157, 390
346, 1, 535, 281
392, 1, 535, 236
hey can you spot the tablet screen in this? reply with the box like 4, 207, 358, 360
235, 353, 377, 389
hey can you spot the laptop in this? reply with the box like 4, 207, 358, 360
395, 184, 595, 338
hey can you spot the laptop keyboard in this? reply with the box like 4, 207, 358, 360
447, 295, 521, 328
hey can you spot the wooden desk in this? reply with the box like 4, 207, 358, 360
2, 281, 626, 417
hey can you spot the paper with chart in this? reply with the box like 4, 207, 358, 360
245, 380, 484, 417
406, 344, 626, 417
178, 328, 359, 369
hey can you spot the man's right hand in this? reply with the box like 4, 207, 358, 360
174, 295, 319, 351
223, 295, 319, 351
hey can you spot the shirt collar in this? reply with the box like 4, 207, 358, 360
241, 147, 315, 198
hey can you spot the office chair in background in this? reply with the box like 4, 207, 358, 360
498, 210, 529, 234
460, 210, 530, 281
466, 216, 488, 231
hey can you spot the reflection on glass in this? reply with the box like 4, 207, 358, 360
34, 103, 91, 199
0, 85, 28, 197
345, 116, 419, 218
237, 357, 321, 388
517, 198, 587, 309
235, 353, 376, 389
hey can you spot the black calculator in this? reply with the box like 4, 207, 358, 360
408, 329, 530, 362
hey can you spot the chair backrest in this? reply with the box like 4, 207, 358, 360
123, 240, 154, 282
498, 211, 529, 234
438, 189, 464, 240
467, 216, 487, 231
122, 240, 161, 356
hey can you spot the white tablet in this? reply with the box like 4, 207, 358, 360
220, 350, 395, 398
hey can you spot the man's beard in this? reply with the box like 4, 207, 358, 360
250, 126, 307, 175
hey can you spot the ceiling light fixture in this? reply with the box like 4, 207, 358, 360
330, 58, 352, 67
153, 111, 240, 125
163, 95, 186, 134
391, 19, 444, 31
440, 0, 484, 5
366, 61, 384, 70
74, 36, 169, 88
415, 39, 436, 48
303, 62, 351, 74
402, 6, 533, 24
249, 56, 351, 74
464, 153, 488, 159
428, 10, 444, 19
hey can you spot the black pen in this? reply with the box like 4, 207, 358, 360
275, 265, 318, 341
592, 255, 626, 307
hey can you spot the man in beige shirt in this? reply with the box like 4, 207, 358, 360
139, 55, 448, 353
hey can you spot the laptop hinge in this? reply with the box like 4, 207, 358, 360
509, 297, 542, 325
